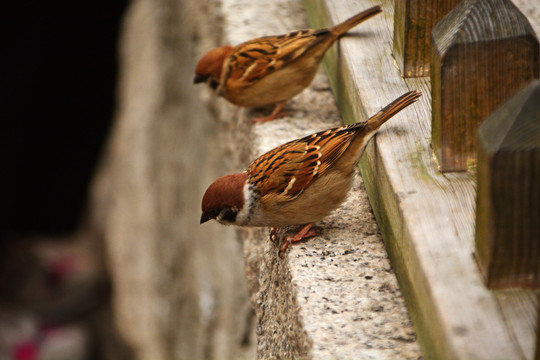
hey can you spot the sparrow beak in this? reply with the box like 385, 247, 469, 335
200, 212, 211, 224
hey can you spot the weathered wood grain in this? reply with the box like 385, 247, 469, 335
431, 0, 540, 172
476, 80, 540, 288
393, 0, 460, 78
303, 0, 539, 358
495, 290, 539, 359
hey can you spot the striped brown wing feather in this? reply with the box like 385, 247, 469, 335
247, 124, 362, 202
225, 29, 331, 85
246, 90, 422, 202
248, 141, 314, 201
308, 125, 365, 174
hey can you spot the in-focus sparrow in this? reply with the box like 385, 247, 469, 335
194, 5, 382, 123
200, 90, 422, 252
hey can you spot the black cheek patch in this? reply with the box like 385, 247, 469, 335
221, 208, 238, 223
209, 78, 219, 90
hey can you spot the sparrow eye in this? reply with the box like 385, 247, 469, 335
209, 78, 219, 90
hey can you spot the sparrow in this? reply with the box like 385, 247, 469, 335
194, 5, 383, 123
200, 90, 422, 253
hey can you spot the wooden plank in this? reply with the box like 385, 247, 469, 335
302, 0, 539, 358
495, 290, 539, 358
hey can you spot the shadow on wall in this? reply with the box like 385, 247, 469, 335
1, 2, 126, 236
0, 3, 132, 359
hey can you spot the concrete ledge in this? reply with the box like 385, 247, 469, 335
199, 0, 422, 358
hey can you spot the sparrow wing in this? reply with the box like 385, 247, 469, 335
223, 29, 332, 86
247, 124, 365, 202
247, 90, 422, 203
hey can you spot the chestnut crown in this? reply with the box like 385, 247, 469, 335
200, 172, 247, 224
193, 45, 234, 89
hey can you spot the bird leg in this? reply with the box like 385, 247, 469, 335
252, 101, 287, 123
279, 223, 316, 254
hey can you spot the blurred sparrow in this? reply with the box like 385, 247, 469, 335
194, 5, 382, 123
200, 90, 422, 252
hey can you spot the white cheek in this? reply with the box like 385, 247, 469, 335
234, 183, 257, 226
233, 186, 249, 225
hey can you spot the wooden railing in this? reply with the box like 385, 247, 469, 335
430, 0, 539, 173
476, 80, 540, 289
304, 0, 539, 358
393, 0, 460, 78
397, 0, 540, 287
399, 0, 540, 285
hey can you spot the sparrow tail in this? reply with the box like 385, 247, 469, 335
331, 5, 383, 37
365, 90, 422, 132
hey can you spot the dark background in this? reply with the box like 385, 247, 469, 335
1, 2, 128, 238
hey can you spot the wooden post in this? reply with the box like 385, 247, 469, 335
475, 80, 540, 288
393, 0, 460, 78
431, 0, 539, 172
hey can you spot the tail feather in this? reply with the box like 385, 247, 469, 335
365, 90, 422, 132
334, 90, 422, 170
331, 5, 383, 37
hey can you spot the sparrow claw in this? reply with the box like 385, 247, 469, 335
251, 112, 287, 123
252, 101, 287, 123
279, 223, 316, 254
279, 239, 292, 255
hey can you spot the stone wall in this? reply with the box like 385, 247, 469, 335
91, 0, 422, 358
91, 0, 252, 359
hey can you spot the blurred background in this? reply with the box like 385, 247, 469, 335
1, 2, 129, 359
0, 1, 251, 359
1, 2, 125, 236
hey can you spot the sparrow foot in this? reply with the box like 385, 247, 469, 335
252, 101, 287, 123
279, 223, 316, 254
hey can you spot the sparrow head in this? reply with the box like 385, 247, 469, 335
194, 45, 234, 90
200, 172, 247, 225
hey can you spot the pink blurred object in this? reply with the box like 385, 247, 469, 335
12, 340, 39, 360
1, 311, 89, 360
